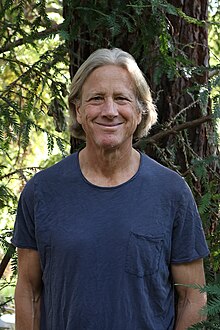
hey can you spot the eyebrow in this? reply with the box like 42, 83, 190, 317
86, 90, 135, 98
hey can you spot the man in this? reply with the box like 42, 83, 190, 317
12, 48, 209, 329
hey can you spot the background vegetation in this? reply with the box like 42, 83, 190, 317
0, 0, 219, 327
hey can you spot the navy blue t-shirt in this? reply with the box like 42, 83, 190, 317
12, 152, 209, 330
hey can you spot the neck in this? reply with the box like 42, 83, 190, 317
78, 145, 140, 187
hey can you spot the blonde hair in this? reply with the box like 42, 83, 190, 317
68, 48, 157, 140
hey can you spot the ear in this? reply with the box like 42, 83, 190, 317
75, 103, 82, 124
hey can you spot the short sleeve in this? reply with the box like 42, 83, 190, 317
171, 181, 209, 263
11, 177, 37, 250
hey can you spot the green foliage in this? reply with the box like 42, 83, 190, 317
0, 186, 15, 209
0, 0, 69, 312
187, 282, 220, 329
206, 294, 220, 316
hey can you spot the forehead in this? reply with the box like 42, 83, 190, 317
82, 65, 135, 94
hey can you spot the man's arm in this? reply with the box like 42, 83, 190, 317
15, 248, 43, 330
171, 258, 207, 330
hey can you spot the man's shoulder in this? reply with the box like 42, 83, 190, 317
140, 153, 189, 193
23, 152, 78, 192
141, 153, 182, 179
36, 152, 77, 179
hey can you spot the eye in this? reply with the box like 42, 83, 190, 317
93, 96, 102, 100
88, 96, 103, 103
115, 96, 130, 104
117, 96, 127, 100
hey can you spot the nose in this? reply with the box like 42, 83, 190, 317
101, 98, 118, 118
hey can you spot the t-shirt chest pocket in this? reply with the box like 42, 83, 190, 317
125, 231, 164, 277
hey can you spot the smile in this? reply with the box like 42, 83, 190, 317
95, 123, 123, 127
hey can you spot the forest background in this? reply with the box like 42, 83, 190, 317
0, 0, 219, 328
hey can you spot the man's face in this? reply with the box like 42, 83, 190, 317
76, 65, 141, 151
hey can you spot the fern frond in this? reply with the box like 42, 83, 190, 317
47, 132, 54, 154
189, 320, 220, 330
205, 297, 220, 316
198, 192, 212, 215
21, 120, 32, 148
193, 284, 220, 296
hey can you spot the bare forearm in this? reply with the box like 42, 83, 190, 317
171, 259, 207, 330
175, 294, 207, 330
15, 284, 41, 330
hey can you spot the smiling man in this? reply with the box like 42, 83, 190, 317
75, 64, 142, 186
76, 65, 141, 148
12, 48, 209, 330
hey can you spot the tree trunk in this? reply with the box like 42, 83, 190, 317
152, 0, 212, 169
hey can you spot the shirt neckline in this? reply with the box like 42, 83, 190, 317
76, 150, 143, 190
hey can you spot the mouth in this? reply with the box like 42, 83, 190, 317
95, 122, 123, 127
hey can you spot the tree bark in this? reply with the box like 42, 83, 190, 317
153, 0, 212, 170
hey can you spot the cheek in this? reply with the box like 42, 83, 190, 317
76, 108, 92, 125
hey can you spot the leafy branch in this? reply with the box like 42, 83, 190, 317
134, 115, 213, 148
0, 167, 44, 181
0, 23, 62, 54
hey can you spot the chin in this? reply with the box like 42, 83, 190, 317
94, 137, 120, 149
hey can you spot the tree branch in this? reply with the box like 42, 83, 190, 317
134, 115, 213, 148
0, 167, 43, 181
0, 244, 15, 279
0, 23, 63, 54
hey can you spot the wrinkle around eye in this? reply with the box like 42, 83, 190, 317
86, 96, 104, 104
115, 97, 132, 105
